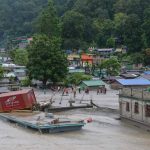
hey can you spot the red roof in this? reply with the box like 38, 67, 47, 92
0, 89, 33, 97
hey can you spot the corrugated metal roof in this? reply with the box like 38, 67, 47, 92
82, 80, 105, 86
116, 78, 150, 86
140, 74, 150, 81
144, 71, 150, 75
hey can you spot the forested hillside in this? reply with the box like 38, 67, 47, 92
58, 0, 150, 52
0, 0, 47, 46
0, 0, 150, 53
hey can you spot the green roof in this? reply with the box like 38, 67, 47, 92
82, 80, 105, 87
69, 69, 84, 73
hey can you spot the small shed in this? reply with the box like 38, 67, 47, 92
115, 78, 150, 89
80, 80, 106, 90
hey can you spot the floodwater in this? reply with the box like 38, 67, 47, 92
0, 109, 150, 150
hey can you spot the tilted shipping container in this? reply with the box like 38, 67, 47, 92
0, 89, 37, 112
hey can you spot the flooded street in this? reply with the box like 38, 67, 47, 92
0, 109, 150, 150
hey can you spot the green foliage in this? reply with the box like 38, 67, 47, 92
13, 49, 28, 66
0, 66, 4, 80
123, 14, 143, 53
100, 58, 121, 76
35, 0, 60, 38
62, 10, 86, 49
0, 0, 48, 47
0, 0, 150, 54
28, 1, 68, 85
130, 52, 144, 64
27, 34, 68, 85
106, 37, 116, 48
93, 19, 114, 47
21, 77, 31, 87
142, 7, 150, 48
143, 48, 150, 66
64, 73, 92, 86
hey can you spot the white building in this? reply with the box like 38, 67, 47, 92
119, 88, 150, 127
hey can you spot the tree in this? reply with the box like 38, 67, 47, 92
27, 0, 68, 86
123, 14, 143, 52
106, 37, 116, 48
142, 7, 150, 48
35, 0, 60, 38
62, 10, 86, 49
13, 49, 28, 66
114, 13, 128, 44
101, 58, 121, 76
130, 52, 144, 65
143, 48, 150, 66
64, 73, 92, 86
0, 66, 4, 80
93, 19, 114, 47
27, 34, 68, 85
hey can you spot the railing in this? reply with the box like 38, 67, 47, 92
0, 84, 21, 91
120, 88, 150, 100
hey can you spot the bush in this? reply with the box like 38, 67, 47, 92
21, 77, 31, 87
64, 73, 92, 86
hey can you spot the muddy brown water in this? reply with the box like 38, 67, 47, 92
0, 109, 150, 150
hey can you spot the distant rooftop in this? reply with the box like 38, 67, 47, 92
96, 48, 114, 52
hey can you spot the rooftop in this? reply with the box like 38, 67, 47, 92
82, 80, 105, 87
116, 78, 150, 86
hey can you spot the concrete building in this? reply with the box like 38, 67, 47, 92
119, 88, 150, 127
81, 54, 93, 67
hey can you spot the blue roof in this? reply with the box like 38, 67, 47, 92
116, 78, 150, 86
144, 71, 150, 75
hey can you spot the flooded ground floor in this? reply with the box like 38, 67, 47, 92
0, 108, 150, 150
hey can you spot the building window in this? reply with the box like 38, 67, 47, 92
145, 104, 150, 117
126, 102, 130, 112
134, 102, 139, 114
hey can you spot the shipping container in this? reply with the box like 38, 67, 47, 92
0, 89, 37, 112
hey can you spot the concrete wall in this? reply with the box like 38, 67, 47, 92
120, 88, 150, 100
120, 98, 143, 121
131, 100, 143, 121
120, 97, 132, 118
120, 97, 150, 126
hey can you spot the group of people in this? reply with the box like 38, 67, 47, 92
62, 86, 77, 98
53, 85, 107, 97
97, 86, 107, 95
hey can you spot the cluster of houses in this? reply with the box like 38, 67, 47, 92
67, 48, 126, 68
0, 42, 150, 129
